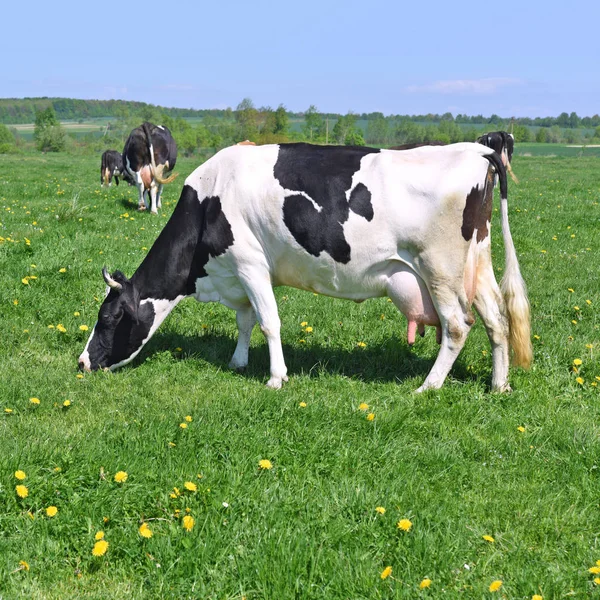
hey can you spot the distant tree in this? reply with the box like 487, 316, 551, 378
274, 104, 289, 135
568, 111, 580, 128
365, 113, 388, 145
34, 107, 66, 152
512, 124, 532, 143
555, 112, 570, 127
235, 98, 259, 141
303, 105, 325, 141
332, 113, 362, 145
535, 128, 547, 143
0, 123, 16, 153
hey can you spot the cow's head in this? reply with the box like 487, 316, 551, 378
78, 268, 154, 371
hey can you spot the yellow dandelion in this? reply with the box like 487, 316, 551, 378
375, 506, 386, 514
184, 481, 197, 492
358, 403, 369, 411
139, 523, 153, 538
571, 320, 578, 325
419, 578, 432, 589
79, 325, 89, 331
299, 401, 307, 407
586, 344, 594, 349
29, 397, 40, 405
366, 413, 375, 421
114, 471, 128, 483
92, 540, 109, 557
259, 459, 273, 470
76, 374, 84, 379
532, 595, 543, 600
573, 358, 582, 366
483, 535, 495, 542
576, 377, 584, 385
184, 415, 192, 422
95, 531, 105, 540
586, 299, 592, 305
595, 577, 600, 585
489, 580, 503, 592
59, 268, 67, 273
305, 326, 313, 333
16, 485, 28, 498
56, 324, 66, 333
13, 299, 18, 305
15, 470, 26, 480
517, 426, 526, 433
5, 408, 13, 413
179, 422, 188, 429
380, 566, 392, 580
63, 400, 71, 407
45, 506, 58, 517
182, 515, 195, 531
568, 288, 574, 293
175, 347, 182, 352
574, 306, 580, 311
19, 560, 30, 571
73, 311, 80, 316
300, 321, 308, 327
357, 341, 367, 348
533, 334, 540, 340
589, 566, 600, 574
53, 467, 61, 472
22, 278, 29, 285
397, 519, 412, 532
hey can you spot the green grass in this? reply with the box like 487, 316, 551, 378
0, 152, 599, 599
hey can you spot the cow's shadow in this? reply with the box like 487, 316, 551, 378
117, 196, 139, 210
133, 329, 478, 387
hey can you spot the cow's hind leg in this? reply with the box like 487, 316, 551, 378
416, 283, 475, 393
156, 183, 164, 210
238, 271, 288, 389
229, 304, 256, 371
149, 182, 159, 215
473, 260, 511, 392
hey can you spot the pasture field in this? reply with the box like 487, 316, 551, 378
0, 151, 599, 599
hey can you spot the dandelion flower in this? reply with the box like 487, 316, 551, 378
73, 311, 80, 316
419, 578, 432, 589
589, 566, 600, 574
571, 320, 578, 325
114, 471, 128, 483
576, 377, 584, 385
59, 268, 67, 273
375, 506, 386, 515
45, 506, 58, 517
179, 422, 188, 429
595, 578, 600, 585
18, 560, 30, 571
63, 400, 71, 407
380, 566, 392, 580
5, 408, 13, 413
482, 535, 495, 542
586, 300, 592, 305
182, 515, 195, 531
358, 403, 369, 411
16, 485, 28, 498
76, 374, 84, 379
573, 358, 582, 366
299, 401, 307, 408
22, 278, 29, 285
29, 397, 40, 405
15, 470, 26, 480
305, 326, 313, 333
184, 415, 192, 422
92, 540, 109, 557
489, 580, 503, 592
259, 459, 273, 470
357, 341, 367, 348
532, 595, 543, 600
79, 325, 89, 332
586, 344, 594, 349
95, 531, 105, 540
184, 481, 197, 492
397, 519, 412, 532
517, 426, 526, 433
139, 523, 152, 538
568, 288, 574, 293
300, 321, 308, 327
366, 413, 375, 421
56, 324, 67, 333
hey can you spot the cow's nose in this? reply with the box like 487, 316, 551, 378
78, 360, 91, 373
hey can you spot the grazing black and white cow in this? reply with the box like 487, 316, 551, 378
477, 131, 517, 182
100, 150, 124, 187
79, 142, 531, 392
122, 122, 178, 214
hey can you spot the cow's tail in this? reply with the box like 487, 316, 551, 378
485, 152, 532, 369
142, 122, 179, 185
507, 161, 519, 184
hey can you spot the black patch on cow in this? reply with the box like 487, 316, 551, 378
133, 185, 234, 299
348, 183, 374, 221
101, 150, 123, 185
477, 131, 514, 163
274, 143, 380, 263
461, 168, 495, 242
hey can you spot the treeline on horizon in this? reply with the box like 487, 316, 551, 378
1, 97, 600, 155
1, 96, 599, 129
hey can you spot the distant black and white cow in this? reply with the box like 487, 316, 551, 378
100, 150, 124, 187
79, 142, 531, 392
122, 122, 178, 214
477, 131, 517, 182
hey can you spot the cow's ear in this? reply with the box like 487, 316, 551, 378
123, 298, 139, 324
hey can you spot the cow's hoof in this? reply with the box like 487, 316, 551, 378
137, 206, 147, 212
266, 375, 288, 389
492, 383, 512, 393
151, 210, 158, 216
229, 361, 247, 373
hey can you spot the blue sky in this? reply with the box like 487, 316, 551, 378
4, 0, 599, 118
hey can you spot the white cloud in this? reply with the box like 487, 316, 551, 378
406, 78, 523, 95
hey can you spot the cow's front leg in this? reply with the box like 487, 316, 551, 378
135, 175, 146, 211
229, 304, 256, 371
240, 273, 288, 389
156, 183, 164, 211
